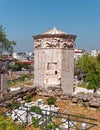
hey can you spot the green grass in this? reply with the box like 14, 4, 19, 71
78, 82, 87, 88
0, 116, 25, 130
7, 74, 34, 87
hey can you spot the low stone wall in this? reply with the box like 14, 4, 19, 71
37, 89, 100, 109
0, 87, 100, 109
0, 87, 37, 107
72, 93, 100, 108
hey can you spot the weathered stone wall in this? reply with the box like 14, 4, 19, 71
37, 89, 100, 109
0, 59, 9, 94
34, 48, 62, 88
61, 49, 74, 94
72, 93, 100, 108
0, 87, 37, 107
0, 86, 100, 109
1, 73, 7, 92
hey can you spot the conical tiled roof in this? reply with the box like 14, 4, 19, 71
33, 27, 76, 40
42, 27, 67, 35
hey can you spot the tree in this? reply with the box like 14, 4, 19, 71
97, 53, 100, 63
23, 62, 30, 69
8, 60, 22, 71
0, 25, 16, 52
77, 54, 100, 93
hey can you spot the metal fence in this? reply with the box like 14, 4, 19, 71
6, 105, 97, 130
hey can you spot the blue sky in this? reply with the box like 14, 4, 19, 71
0, 0, 100, 52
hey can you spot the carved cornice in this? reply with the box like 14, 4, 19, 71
33, 34, 76, 40
33, 29, 76, 49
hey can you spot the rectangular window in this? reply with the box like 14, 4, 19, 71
47, 62, 57, 70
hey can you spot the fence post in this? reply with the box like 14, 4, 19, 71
45, 110, 48, 129
26, 106, 29, 124
68, 114, 70, 130
82, 123, 86, 130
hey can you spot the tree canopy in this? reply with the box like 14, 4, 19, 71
0, 25, 16, 52
77, 54, 100, 93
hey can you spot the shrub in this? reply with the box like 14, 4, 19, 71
20, 74, 29, 81
11, 100, 20, 109
47, 97, 57, 106
32, 117, 40, 128
30, 106, 42, 115
0, 116, 25, 130
23, 93, 33, 103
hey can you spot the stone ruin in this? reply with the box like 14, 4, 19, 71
33, 27, 77, 95
0, 54, 9, 96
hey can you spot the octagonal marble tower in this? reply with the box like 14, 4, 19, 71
33, 27, 77, 95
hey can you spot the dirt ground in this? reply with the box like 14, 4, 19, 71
31, 96, 100, 130
2, 95, 99, 130
55, 99, 100, 130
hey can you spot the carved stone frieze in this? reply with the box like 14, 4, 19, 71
63, 39, 74, 48
46, 42, 60, 48
34, 38, 74, 49
34, 42, 42, 49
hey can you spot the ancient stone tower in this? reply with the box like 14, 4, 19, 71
33, 27, 76, 95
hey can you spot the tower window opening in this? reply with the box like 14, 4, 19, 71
55, 71, 57, 74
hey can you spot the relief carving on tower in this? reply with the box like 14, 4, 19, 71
63, 39, 74, 49
45, 38, 74, 49
34, 41, 42, 49
34, 38, 74, 49
46, 41, 60, 48
45, 38, 60, 48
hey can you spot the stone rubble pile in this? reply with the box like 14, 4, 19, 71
7, 98, 77, 130
0, 87, 37, 107
72, 93, 100, 108
8, 99, 60, 124
0, 86, 100, 109
37, 88, 100, 109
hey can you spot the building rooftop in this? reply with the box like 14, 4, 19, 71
42, 27, 67, 35
33, 27, 77, 40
